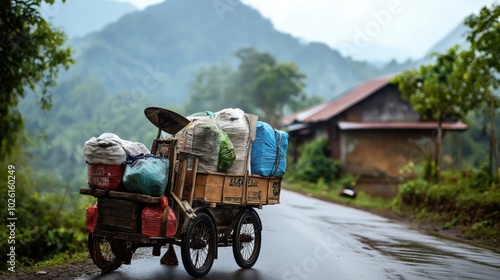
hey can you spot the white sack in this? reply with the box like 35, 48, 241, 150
215, 108, 249, 174
83, 133, 150, 165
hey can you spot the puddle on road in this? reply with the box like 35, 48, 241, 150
354, 234, 444, 265
289, 204, 316, 210
352, 234, 500, 279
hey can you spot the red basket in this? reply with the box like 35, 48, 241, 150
87, 163, 125, 190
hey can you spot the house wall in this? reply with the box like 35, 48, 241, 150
285, 83, 446, 198
343, 84, 420, 122
340, 129, 434, 177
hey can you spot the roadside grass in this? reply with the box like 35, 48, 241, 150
26, 251, 89, 270
3, 251, 90, 277
283, 179, 393, 211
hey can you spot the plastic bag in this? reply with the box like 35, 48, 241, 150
251, 121, 289, 176
123, 154, 169, 196
142, 196, 177, 237
85, 203, 98, 233
83, 132, 150, 165
218, 130, 236, 173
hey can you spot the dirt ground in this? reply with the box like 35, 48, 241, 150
1, 258, 99, 280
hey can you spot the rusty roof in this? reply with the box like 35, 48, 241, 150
283, 76, 391, 125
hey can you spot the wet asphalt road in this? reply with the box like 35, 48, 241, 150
76, 190, 500, 280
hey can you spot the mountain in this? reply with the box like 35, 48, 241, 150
42, 0, 137, 38
424, 22, 469, 57
375, 21, 470, 74
56, 0, 385, 104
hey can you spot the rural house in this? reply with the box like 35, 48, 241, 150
282, 77, 467, 197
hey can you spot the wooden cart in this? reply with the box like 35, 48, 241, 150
80, 107, 282, 278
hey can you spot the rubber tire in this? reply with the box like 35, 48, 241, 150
181, 213, 217, 278
87, 233, 124, 273
232, 209, 262, 268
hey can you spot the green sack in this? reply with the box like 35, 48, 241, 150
218, 130, 236, 173
123, 154, 169, 196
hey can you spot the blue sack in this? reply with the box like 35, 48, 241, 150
251, 121, 289, 177
123, 154, 169, 196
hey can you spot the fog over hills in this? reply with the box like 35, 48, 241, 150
45, 0, 469, 103
42, 0, 137, 38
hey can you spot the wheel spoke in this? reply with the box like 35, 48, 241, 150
181, 213, 216, 278
239, 221, 256, 260
189, 221, 211, 269
88, 234, 124, 273
232, 210, 261, 268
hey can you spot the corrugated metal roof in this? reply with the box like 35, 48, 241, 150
283, 76, 391, 126
338, 121, 468, 130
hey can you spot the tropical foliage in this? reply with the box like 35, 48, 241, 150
186, 48, 317, 127
392, 3, 500, 180
0, 0, 73, 159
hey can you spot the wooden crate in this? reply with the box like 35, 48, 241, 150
97, 198, 140, 233
192, 172, 281, 206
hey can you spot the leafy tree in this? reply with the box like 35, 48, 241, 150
392, 46, 489, 180
185, 63, 235, 114
463, 3, 500, 179
233, 48, 306, 127
0, 0, 73, 159
393, 3, 500, 181
186, 48, 310, 126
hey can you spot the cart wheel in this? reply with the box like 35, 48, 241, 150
87, 233, 125, 273
181, 213, 216, 278
232, 209, 262, 268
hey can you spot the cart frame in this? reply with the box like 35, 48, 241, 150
80, 108, 281, 278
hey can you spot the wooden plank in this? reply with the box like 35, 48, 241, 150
267, 177, 282, 204
191, 173, 282, 206
188, 157, 198, 205
80, 187, 160, 204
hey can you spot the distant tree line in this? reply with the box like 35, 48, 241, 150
185, 47, 322, 127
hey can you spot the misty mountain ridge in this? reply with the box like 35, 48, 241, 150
45, 0, 469, 107
424, 22, 469, 58
42, 0, 137, 38
51, 0, 387, 104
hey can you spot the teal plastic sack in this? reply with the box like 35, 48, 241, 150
123, 154, 169, 196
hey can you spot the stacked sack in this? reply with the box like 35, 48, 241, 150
83, 133, 150, 165
250, 121, 289, 177
176, 109, 288, 177
215, 108, 249, 174
175, 115, 236, 173
83, 133, 150, 190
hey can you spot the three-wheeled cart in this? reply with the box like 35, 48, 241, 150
80, 107, 282, 278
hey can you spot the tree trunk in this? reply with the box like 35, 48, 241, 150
490, 96, 499, 181
434, 113, 443, 182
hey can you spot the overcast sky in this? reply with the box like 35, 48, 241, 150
117, 0, 497, 62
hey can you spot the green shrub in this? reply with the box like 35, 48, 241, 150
294, 138, 340, 183
470, 162, 497, 192
393, 160, 500, 245
398, 178, 429, 206
0, 190, 90, 268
